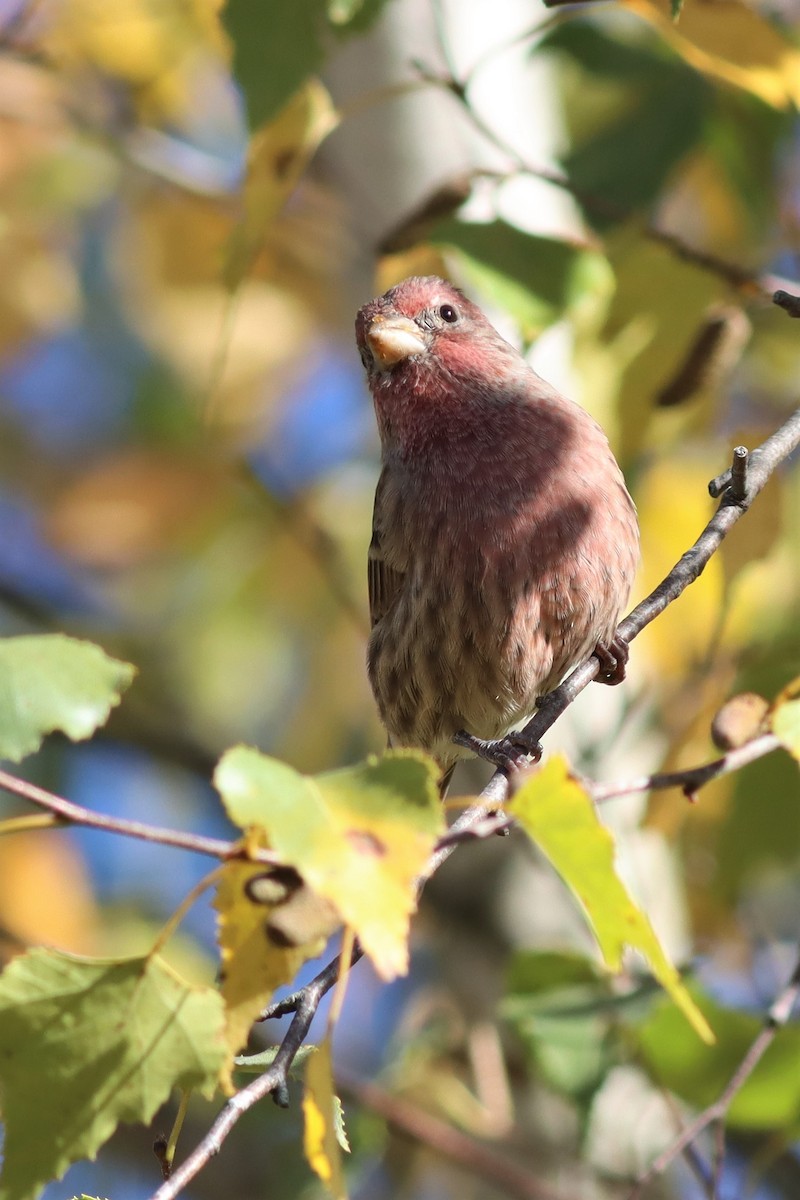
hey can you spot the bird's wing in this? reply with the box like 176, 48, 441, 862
368, 468, 405, 628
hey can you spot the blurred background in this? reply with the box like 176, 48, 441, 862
1, 0, 800, 1197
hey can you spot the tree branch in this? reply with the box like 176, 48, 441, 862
472, 402, 800, 805
627, 952, 800, 1198
415, 65, 796, 301
147, 946, 360, 1200
147, 399, 800, 1195
588, 733, 781, 805
0, 768, 279, 867
337, 1067, 577, 1200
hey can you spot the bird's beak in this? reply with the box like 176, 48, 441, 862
367, 314, 427, 369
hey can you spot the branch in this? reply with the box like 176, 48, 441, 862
627, 952, 800, 1198
588, 733, 781, 805
414, 64, 795, 300
0, 768, 279, 867
473, 402, 800, 806
337, 1068, 576, 1200
157, 391, 799, 1186
147, 946, 360, 1200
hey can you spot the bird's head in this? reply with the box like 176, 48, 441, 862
356, 275, 518, 384
355, 276, 527, 454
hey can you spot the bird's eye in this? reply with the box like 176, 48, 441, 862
438, 304, 459, 324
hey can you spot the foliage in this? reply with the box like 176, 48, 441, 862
0, 1, 799, 1199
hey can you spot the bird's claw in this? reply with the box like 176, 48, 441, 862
453, 728, 543, 774
593, 635, 629, 685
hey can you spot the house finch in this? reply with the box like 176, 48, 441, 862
356, 275, 639, 784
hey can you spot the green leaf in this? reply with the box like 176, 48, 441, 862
543, 21, 710, 220
715, 740, 800, 899
503, 951, 630, 1099
640, 988, 800, 1130
771, 676, 800, 761
224, 0, 392, 127
327, 0, 392, 29
507, 756, 714, 1044
671, 0, 684, 18
506, 949, 604, 996
0, 635, 135, 762
235, 1044, 315, 1076
215, 748, 443, 979
429, 219, 614, 343
0, 949, 227, 1200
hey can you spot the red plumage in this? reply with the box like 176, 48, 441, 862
356, 276, 639, 775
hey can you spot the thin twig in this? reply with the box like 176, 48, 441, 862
148, 945, 360, 1200
337, 1067, 575, 1200
773, 289, 800, 318
136, 402, 800, 1197
137, 401, 800, 1197
628, 953, 800, 1198
473, 404, 800, 802
588, 733, 781, 804
0, 768, 279, 867
416, 65, 795, 301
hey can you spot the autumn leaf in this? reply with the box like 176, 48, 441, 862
303, 1037, 348, 1200
0, 949, 226, 1200
507, 756, 714, 1044
214, 748, 443, 979
770, 676, 800, 762
628, 0, 800, 109
214, 860, 328, 1085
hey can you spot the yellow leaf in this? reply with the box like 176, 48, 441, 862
635, 453, 724, 678
303, 1038, 348, 1200
214, 749, 444, 980
770, 676, 800, 762
214, 861, 321, 1086
601, 231, 726, 461
507, 757, 714, 1044
47, 0, 228, 121
226, 80, 339, 289
0, 832, 98, 957
627, 0, 800, 109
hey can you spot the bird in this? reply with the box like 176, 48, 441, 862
355, 275, 639, 788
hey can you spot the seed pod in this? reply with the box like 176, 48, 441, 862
711, 692, 769, 751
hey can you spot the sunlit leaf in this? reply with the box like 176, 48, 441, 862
507, 757, 713, 1044
215, 748, 443, 979
770, 676, 800, 762
225, 80, 339, 290
634, 454, 725, 678
0, 949, 226, 1200
214, 860, 327, 1083
225, 0, 389, 126
303, 1037, 348, 1199
543, 21, 710, 220
0, 635, 135, 763
47, 0, 229, 123
628, 0, 800, 109
640, 987, 800, 1129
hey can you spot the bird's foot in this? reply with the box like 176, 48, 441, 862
453, 728, 543, 774
593, 635, 629, 685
